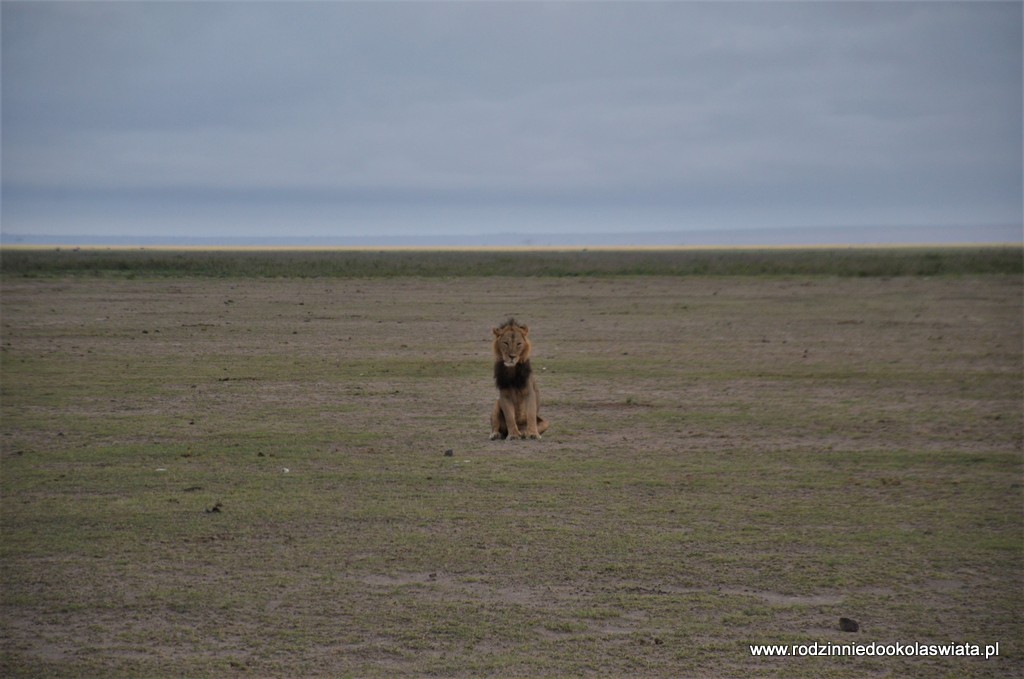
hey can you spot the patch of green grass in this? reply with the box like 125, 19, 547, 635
2, 245, 1020, 278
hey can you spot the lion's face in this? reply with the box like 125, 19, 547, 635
493, 322, 531, 368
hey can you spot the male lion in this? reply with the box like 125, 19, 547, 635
490, 318, 549, 440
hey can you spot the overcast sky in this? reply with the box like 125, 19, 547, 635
2, 1, 1021, 245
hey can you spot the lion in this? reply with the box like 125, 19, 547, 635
490, 318, 549, 440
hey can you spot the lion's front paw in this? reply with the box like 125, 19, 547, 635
527, 433, 541, 440
506, 431, 524, 440
489, 432, 503, 441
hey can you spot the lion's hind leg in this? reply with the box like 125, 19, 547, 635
536, 416, 549, 437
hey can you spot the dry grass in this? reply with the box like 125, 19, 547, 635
1, 273, 1021, 677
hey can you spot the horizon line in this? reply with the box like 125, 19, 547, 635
2, 243, 1019, 253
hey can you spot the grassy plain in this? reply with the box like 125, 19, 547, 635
1, 249, 1022, 677
2, 244, 1021, 278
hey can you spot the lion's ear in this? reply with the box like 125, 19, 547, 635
492, 327, 501, 337
519, 325, 530, 335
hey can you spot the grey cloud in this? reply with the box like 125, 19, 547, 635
2, 1, 1020, 241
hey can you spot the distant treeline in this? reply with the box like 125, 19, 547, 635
1, 246, 1020, 278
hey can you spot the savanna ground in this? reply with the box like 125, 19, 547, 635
1, 248, 1021, 677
